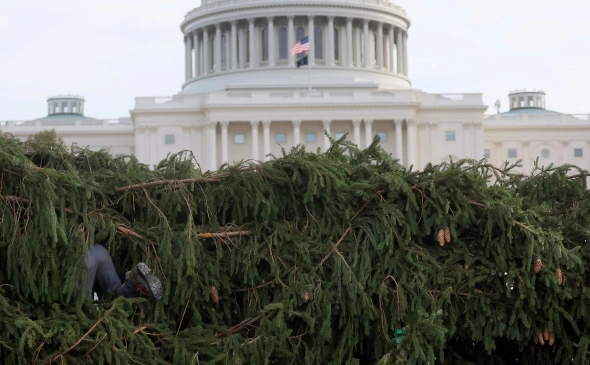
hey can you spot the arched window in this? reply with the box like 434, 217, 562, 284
314, 26, 323, 60
296, 26, 305, 43
261, 27, 269, 62
279, 27, 288, 60
334, 28, 340, 62
221, 35, 227, 69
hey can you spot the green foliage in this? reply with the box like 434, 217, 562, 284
26, 128, 65, 146
1, 135, 590, 364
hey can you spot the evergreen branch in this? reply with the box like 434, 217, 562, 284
216, 313, 265, 337
317, 227, 351, 268
198, 230, 251, 239
234, 281, 273, 292
570, 341, 590, 357
114, 168, 254, 192
40, 307, 115, 365
117, 225, 146, 240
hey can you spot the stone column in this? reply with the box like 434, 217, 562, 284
406, 119, 416, 167
352, 119, 362, 147
288, 16, 295, 67
364, 119, 373, 147
396, 27, 404, 75
224, 29, 230, 71
193, 31, 201, 78
248, 19, 255, 68
328, 16, 335, 67
363, 19, 370, 68
395, 119, 403, 163
403, 30, 408, 75
203, 27, 209, 74
522, 141, 530, 172
354, 26, 361, 67
322, 119, 331, 151
215, 24, 222, 73
220, 121, 229, 164
308, 16, 315, 66
268, 17, 275, 67
293, 120, 301, 145
207, 121, 217, 170
388, 26, 394, 72
377, 22, 384, 70
262, 120, 271, 161
250, 120, 259, 160
231, 21, 238, 70
185, 35, 191, 80
346, 18, 353, 67
238, 27, 245, 69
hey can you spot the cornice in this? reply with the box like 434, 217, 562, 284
181, 2, 410, 32
130, 109, 202, 115
203, 102, 421, 109
419, 106, 489, 111
484, 124, 590, 130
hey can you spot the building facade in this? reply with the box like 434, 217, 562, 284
1, 0, 588, 173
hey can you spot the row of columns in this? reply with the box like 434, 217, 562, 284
184, 16, 408, 80
205, 119, 416, 170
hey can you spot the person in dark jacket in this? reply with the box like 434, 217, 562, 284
81, 244, 163, 300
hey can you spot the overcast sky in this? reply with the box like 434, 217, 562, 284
0, 0, 588, 120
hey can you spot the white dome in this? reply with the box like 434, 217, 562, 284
179, 0, 411, 94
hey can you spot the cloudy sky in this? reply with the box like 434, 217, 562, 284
0, 0, 588, 120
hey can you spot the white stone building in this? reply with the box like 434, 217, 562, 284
1, 0, 588, 173
484, 90, 590, 173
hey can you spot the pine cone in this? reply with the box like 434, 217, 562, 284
303, 291, 310, 303
437, 229, 445, 247
548, 332, 555, 346
556, 268, 563, 285
543, 328, 550, 341
211, 285, 219, 304
533, 258, 543, 274
538, 332, 545, 346
444, 227, 451, 243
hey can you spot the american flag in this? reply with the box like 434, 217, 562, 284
290, 36, 310, 55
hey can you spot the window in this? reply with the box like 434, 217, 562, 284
276, 133, 287, 143
377, 132, 387, 142
261, 28, 269, 62
279, 27, 288, 60
484, 149, 490, 159
335, 132, 346, 140
508, 149, 517, 158
541, 149, 550, 158
306, 132, 316, 143
296, 27, 305, 43
445, 131, 456, 142
55, 104, 60, 113
574, 148, 583, 158
234, 133, 245, 144
64, 105, 69, 113
165, 135, 175, 145
236, 35, 240, 65
314, 26, 323, 60
334, 28, 340, 61
72, 105, 77, 113
373, 32, 378, 66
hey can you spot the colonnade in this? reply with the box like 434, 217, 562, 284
204, 119, 416, 171
184, 15, 409, 81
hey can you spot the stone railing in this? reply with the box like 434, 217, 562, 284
184, 0, 407, 20
484, 113, 590, 125
0, 119, 134, 132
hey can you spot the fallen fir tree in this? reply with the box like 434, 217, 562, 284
1, 133, 590, 365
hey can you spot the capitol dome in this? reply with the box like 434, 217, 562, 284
179, 0, 411, 94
